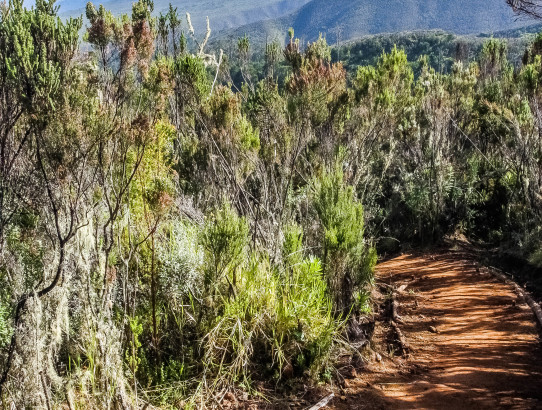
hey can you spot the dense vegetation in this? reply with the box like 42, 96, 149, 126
1, 0, 542, 408
220, 30, 534, 89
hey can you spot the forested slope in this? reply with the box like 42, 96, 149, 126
215, 0, 535, 45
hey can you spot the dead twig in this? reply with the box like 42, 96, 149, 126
307, 393, 335, 410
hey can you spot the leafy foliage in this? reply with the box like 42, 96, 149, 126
312, 166, 376, 312
3, 1, 542, 408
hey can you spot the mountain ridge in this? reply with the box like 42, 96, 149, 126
213, 0, 536, 46
49, 0, 311, 34
38, 0, 539, 48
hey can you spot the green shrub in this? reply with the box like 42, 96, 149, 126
159, 219, 204, 306
277, 225, 340, 377
312, 165, 377, 313
199, 201, 249, 309
174, 54, 211, 100
201, 249, 340, 388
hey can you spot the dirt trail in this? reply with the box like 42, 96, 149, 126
332, 251, 542, 410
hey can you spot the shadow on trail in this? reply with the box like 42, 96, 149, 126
334, 252, 542, 410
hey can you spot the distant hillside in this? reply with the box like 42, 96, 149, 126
51, 0, 310, 34
221, 29, 533, 93
215, 0, 535, 46
489, 22, 542, 38
335, 30, 532, 76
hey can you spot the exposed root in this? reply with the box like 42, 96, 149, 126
385, 286, 410, 356
390, 320, 410, 356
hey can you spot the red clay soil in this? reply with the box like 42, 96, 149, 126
332, 251, 542, 410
